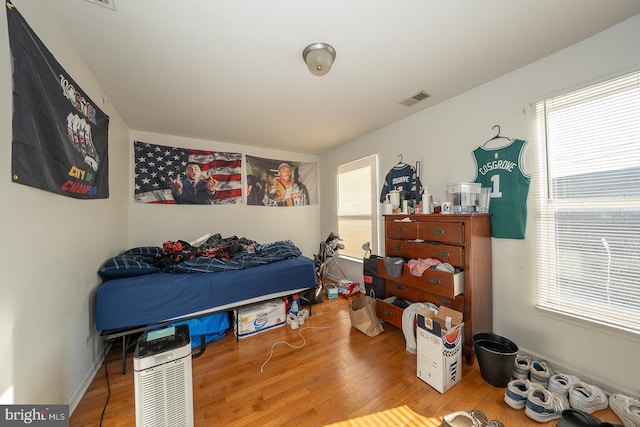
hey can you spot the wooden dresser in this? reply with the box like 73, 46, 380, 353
376, 213, 492, 364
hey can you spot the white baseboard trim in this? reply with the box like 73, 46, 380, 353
68, 341, 111, 416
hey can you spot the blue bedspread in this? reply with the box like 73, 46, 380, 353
96, 255, 316, 331
98, 239, 302, 278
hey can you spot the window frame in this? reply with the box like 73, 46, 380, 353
336, 155, 379, 261
530, 69, 640, 335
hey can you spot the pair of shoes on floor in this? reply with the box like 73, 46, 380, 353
609, 393, 640, 427
505, 376, 607, 423
549, 372, 581, 397
512, 353, 554, 387
504, 377, 568, 422
504, 379, 543, 410
549, 373, 608, 413
568, 382, 609, 414
525, 383, 571, 423
441, 409, 504, 427
557, 408, 623, 427
287, 309, 309, 329
538, 371, 608, 414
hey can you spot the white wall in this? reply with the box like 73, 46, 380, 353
129, 131, 320, 258
1, 1, 130, 409
0, 3, 320, 411
320, 15, 640, 395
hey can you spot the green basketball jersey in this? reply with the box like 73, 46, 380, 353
472, 139, 531, 239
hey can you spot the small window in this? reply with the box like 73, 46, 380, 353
531, 69, 640, 334
337, 155, 379, 260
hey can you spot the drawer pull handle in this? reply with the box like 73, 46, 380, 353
438, 251, 450, 258
394, 284, 405, 290
394, 245, 404, 251
439, 298, 452, 305
429, 278, 441, 285
384, 310, 392, 316
395, 227, 406, 232
432, 229, 444, 234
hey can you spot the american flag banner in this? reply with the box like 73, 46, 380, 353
134, 141, 242, 204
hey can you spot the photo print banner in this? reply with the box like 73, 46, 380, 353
246, 156, 318, 206
7, 2, 109, 199
134, 141, 242, 204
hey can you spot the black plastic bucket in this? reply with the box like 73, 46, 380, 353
473, 332, 518, 388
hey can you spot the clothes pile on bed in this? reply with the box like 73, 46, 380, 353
98, 233, 302, 278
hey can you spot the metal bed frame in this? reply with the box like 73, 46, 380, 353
101, 287, 313, 374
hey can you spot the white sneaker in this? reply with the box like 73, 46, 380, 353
297, 309, 309, 325
609, 392, 640, 427
441, 409, 487, 426
530, 360, 553, 387
548, 373, 581, 397
505, 379, 535, 410
525, 387, 570, 423
286, 313, 299, 329
568, 382, 608, 414
513, 354, 532, 380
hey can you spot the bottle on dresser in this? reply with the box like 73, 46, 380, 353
422, 187, 433, 213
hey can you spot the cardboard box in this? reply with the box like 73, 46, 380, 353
233, 298, 286, 339
416, 306, 464, 393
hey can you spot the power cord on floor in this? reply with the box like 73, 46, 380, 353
99, 342, 111, 427
259, 315, 350, 372
99, 337, 136, 426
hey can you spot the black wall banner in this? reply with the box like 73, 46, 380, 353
7, 2, 109, 199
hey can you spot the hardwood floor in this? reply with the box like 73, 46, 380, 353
71, 296, 623, 426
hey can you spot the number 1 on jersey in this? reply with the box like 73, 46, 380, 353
490, 175, 502, 198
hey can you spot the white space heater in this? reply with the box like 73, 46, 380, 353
133, 324, 194, 427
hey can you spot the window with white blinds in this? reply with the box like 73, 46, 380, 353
530, 69, 640, 334
337, 155, 378, 260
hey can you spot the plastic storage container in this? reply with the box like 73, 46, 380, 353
447, 182, 481, 213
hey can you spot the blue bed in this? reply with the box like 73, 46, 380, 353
95, 238, 316, 372
96, 255, 315, 331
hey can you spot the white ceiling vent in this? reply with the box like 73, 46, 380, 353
84, 0, 116, 11
400, 91, 429, 107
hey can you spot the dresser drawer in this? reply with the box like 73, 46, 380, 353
376, 296, 405, 329
386, 221, 418, 240
385, 283, 465, 313
376, 260, 464, 298
386, 240, 464, 267
418, 221, 464, 245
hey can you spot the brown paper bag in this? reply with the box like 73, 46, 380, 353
349, 295, 384, 337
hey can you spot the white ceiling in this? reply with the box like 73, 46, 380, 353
30, 1, 640, 155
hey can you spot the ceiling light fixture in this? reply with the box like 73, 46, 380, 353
302, 43, 336, 76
